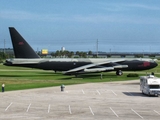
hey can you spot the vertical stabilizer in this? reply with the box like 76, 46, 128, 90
9, 27, 40, 58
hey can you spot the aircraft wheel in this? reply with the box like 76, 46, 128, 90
116, 70, 123, 76
75, 74, 78, 78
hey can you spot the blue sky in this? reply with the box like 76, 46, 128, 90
0, 0, 160, 52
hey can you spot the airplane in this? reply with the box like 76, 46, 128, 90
4, 27, 158, 76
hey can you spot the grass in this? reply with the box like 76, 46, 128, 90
0, 60, 160, 91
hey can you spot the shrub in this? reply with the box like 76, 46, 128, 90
0, 59, 3, 63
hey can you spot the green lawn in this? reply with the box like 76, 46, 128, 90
0, 61, 159, 91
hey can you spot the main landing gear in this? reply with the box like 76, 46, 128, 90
116, 70, 123, 76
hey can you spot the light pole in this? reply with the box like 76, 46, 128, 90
96, 39, 98, 57
4, 39, 5, 54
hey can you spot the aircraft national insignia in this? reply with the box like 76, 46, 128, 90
143, 61, 150, 67
18, 42, 24, 45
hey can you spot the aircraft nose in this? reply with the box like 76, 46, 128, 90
151, 61, 158, 68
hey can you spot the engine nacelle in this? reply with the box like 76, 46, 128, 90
84, 67, 114, 73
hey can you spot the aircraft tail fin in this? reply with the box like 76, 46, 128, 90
9, 27, 40, 58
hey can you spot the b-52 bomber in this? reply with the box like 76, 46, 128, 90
4, 27, 158, 76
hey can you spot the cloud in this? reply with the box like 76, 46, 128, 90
0, 10, 36, 20
125, 3, 160, 11
73, 14, 160, 25
100, 2, 160, 11
1, 9, 160, 25
0, 10, 64, 21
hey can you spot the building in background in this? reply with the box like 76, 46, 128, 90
61, 47, 65, 51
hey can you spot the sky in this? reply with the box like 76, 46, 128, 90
0, 0, 160, 53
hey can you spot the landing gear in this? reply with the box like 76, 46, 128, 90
116, 70, 123, 76
100, 73, 103, 79
75, 74, 78, 78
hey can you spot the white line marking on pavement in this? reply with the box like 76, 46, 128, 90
154, 110, 160, 115
26, 103, 31, 112
5, 102, 13, 111
131, 108, 143, 119
111, 90, 117, 96
89, 106, 94, 115
48, 104, 51, 113
82, 89, 85, 94
69, 105, 72, 114
96, 90, 101, 95
110, 107, 119, 117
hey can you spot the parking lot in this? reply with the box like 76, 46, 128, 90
0, 80, 160, 120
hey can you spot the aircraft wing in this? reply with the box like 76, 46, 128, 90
63, 59, 128, 75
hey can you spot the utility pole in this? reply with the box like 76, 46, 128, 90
4, 39, 5, 54
96, 39, 98, 57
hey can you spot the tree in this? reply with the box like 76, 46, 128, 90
50, 52, 55, 57
88, 51, 92, 55
68, 51, 74, 58
76, 51, 80, 55
55, 50, 60, 57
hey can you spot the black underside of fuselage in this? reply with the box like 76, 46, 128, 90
4, 60, 157, 73
38, 61, 91, 71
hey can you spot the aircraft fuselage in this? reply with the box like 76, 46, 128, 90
4, 58, 157, 73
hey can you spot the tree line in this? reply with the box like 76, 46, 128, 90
0, 52, 11, 62
45, 50, 93, 58
0, 50, 93, 63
